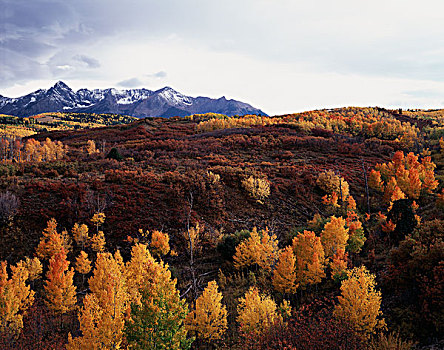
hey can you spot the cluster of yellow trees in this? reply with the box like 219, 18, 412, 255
231, 217, 384, 336
195, 107, 420, 145
0, 137, 66, 163
0, 212, 386, 348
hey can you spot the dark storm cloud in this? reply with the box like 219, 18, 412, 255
0, 0, 104, 87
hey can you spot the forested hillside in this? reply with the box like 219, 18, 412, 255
0, 107, 442, 349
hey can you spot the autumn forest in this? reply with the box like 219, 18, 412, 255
0, 107, 443, 349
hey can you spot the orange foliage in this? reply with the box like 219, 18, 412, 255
292, 230, 326, 288
44, 249, 77, 315
272, 246, 298, 294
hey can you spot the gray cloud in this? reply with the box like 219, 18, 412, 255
73, 55, 100, 69
2, 0, 444, 95
117, 71, 167, 87
117, 78, 144, 88
147, 71, 167, 79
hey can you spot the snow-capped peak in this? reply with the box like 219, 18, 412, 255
156, 87, 192, 106
0, 81, 266, 117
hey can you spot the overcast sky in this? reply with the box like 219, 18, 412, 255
1, 0, 444, 115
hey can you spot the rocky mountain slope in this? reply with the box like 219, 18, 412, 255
0, 81, 266, 118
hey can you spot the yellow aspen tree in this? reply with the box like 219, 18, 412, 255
67, 251, 128, 350
72, 223, 89, 249
334, 266, 386, 336
241, 175, 271, 203
292, 230, 326, 288
0, 260, 35, 333
24, 257, 42, 282
316, 170, 350, 200
272, 246, 298, 294
369, 170, 383, 191
75, 251, 91, 289
44, 249, 77, 315
258, 228, 279, 271
233, 227, 278, 271
150, 230, 170, 257
233, 227, 261, 270
91, 212, 105, 233
36, 218, 64, 260
124, 252, 192, 349
90, 230, 106, 253
185, 280, 227, 343
236, 287, 281, 336
86, 140, 98, 155
125, 243, 157, 304
183, 222, 202, 254
321, 216, 349, 258
75, 251, 91, 276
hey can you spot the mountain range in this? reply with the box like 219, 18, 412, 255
0, 81, 266, 118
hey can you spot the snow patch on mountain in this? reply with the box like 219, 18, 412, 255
0, 81, 267, 118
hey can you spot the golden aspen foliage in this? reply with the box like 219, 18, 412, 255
258, 228, 279, 270
124, 249, 192, 350
44, 249, 77, 315
334, 266, 386, 336
278, 299, 292, 320
236, 287, 281, 336
90, 230, 106, 253
91, 212, 105, 233
369, 170, 384, 191
321, 216, 349, 258
150, 230, 170, 257
185, 280, 228, 342
36, 218, 70, 260
272, 246, 298, 294
125, 243, 157, 304
241, 175, 271, 203
233, 227, 278, 271
183, 222, 202, 255
0, 260, 35, 334
72, 223, 89, 249
316, 170, 350, 200
75, 251, 91, 275
24, 257, 42, 282
233, 228, 261, 269
86, 140, 98, 155
206, 171, 220, 184
330, 248, 348, 282
91, 212, 106, 225
292, 230, 326, 288
67, 251, 127, 350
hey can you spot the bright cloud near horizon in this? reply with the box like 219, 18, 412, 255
1, 0, 444, 115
